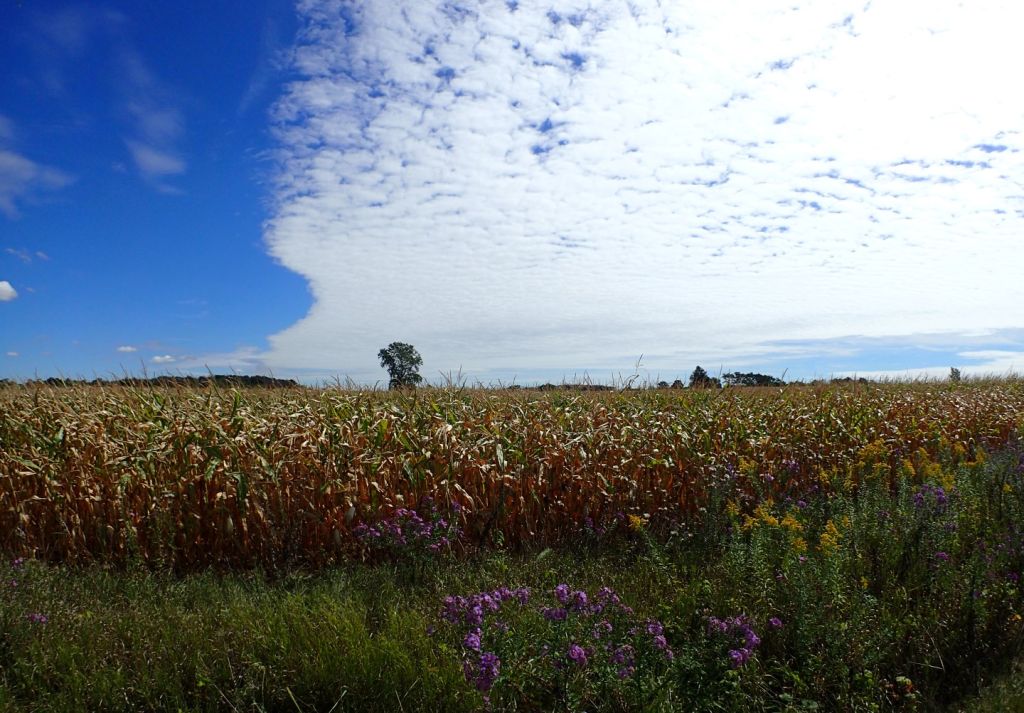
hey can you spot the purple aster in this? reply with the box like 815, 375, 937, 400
567, 644, 588, 666
543, 607, 568, 622
463, 629, 482, 652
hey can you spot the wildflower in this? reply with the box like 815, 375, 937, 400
611, 644, 634, 665
554, 583, 571, 604
463, 628, 483, 652
819, 519, 841, 556
728, 649, 750, 668
570, 590, 588, 611
567, 644, 588, 666
12, 557, 25, 569
780, 513, 803, 533
769, 617, 783, 629
464, 651, 501, 692
543, 607, 568, 622
26, 613, 47, 624
627, 514, 646, 531
934, 551, 950, 562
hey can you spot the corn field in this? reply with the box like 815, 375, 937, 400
2, 381, 1023, 570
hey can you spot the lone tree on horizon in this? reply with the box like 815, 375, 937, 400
689, 365, 722, 389
378, 342, 423, 389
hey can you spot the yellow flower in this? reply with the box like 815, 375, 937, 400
725, 500, 740, 517
899, 459, 916, 480
1004, 483, 1014, 494
627, 514, 646, 532
780, 513, 803, 533
791, 536, 807, 553
819, 519, 841, 556
861, 576, 869, 589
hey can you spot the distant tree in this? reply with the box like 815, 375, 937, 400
671, 379, 685, 389
656, 381, 669, 389
689, 366, 721, 389
378, 342, 423, 389
949, 367, 962, 383
723, 371, 785, 387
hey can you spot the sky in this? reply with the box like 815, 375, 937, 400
2, 0, 1023, 386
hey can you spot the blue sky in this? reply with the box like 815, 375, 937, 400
2, 1, 1023, 385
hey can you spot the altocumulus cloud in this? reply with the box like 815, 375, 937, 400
256, 0, 1024, 382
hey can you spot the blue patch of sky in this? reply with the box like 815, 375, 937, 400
562, 52, 586, 69
774, 115, 789, 125
0, 0, 308, 379
975, 143, 1007, 153
770, 58, 795, 70
337, 4, 359, 36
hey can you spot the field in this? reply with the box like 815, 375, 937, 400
2, 381, 1024, 711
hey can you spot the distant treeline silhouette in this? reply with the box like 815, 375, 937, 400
1, 375, 300, 389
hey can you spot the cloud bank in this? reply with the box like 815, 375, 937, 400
258, 0, 1024, 383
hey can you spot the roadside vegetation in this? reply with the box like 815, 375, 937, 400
1, 381, 1023, 710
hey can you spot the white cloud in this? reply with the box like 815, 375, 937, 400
116, 49, 187, 187
256, 0, 1024, 383
116, 345, 138, 353
152, 355, 176, 364
0, 281, 17, 302
0, 150, 73, 218
5, 351, 18, 358
125, 141, 185, 177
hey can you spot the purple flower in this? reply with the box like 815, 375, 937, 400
554, 584, 571, 604
592, 620, 613, 639
464, 651, 501, 692
646, 620, 664, 637
728, 648, 751, 668
611, 644, 634, 665
463, 628, 482, 652
26, 613, 47, 625
769, 617, 783, 629
652, 634, 668, 650
567, 644, 588, 666
570, 590, 588, 611
617, 666, 635, 679
542, 607, 568, 622
12, 557, 25, 569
